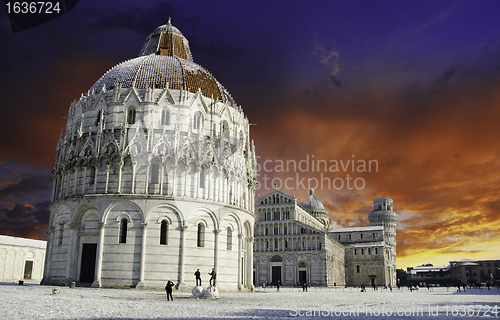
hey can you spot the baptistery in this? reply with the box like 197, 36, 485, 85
42, 19, 257, 291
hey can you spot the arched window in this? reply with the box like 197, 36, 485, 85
193, 112, 203, 130
199, 168, 205, 189
58, 222, 64, 245
227, 227, 232, 250
95, 109, 103, 126
356, 265, 360, 273
150, 161, 160, 184
221, 120, 229, 137
161, 109, 170, 126
127, 108, 136, 125
88, 165, 96, 185
160, 220, 168, 245
119, 218, 128, 243
197, 223, 205, 247
239, 131, 244, 147
270, 255, 283, 262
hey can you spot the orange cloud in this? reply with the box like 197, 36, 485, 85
250, 77, 500, 268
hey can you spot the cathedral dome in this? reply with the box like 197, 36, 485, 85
306, 188, 327, 212
89, 19, 236, 107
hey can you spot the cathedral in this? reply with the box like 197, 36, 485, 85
42, 20, 257, 291
254, 188, 397, 287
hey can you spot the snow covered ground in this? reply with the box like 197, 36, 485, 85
1, 283, 499, 319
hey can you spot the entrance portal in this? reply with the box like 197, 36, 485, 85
271, 266, 281, 285
23, 261, 33, 279
80, 243, 97, 283
299, 270, 307, 284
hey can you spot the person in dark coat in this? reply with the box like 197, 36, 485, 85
209, 268, 217, 286
165, 280, 174, 301
194, 269, 202, 286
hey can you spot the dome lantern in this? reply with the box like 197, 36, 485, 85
139, 18, 193, 61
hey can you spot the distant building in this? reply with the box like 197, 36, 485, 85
0, 235, 46, 283
253, 188, 397, 287
406, 264, 451, 286
450, 259, 500, 285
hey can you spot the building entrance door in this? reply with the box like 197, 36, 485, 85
80, 243, 97, 283
23, 261, 33, 279
271, 266, 281, 285
299, 270, 307, 284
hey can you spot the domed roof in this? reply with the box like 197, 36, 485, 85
89, 19, 237, 107
307, 188, 327, 212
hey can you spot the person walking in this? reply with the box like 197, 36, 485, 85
209, 268, 217, 286
194, 269, 202, 286
165, 280, 174, 301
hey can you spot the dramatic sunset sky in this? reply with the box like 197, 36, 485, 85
1, 0, 500, 269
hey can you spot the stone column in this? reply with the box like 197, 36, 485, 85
92, 222, 106, 288
216, 173, 221, 202
207, 168, 213, 200
117, 159, 123, 194
105, 163, 111, 194
73, 168, 79, 195
177, 225, 188, 289
41, 227, 55, 284
136, 223, 148, 288
145, 162, 150, 194
213, 229, 221, 278
131, 163, 136, 194
66, 223, 80, 283
93, 165, 100, 194
159, 162, 165, 195
183, 166, 188, 197
171, 165, 177, 196
65, 171, 70, 197
237, 233, 243, 290
82, 167, 87, 195
59, 173, 64, 199
51, 177, 57, 202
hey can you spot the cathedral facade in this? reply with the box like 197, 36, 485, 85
254, 188, 397, 287
42, 20, 257, 291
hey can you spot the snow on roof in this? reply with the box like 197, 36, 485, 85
407, 265, 450, 275
328, 226, 384, 233
344, 241, 386, 248
0, 235, 46, 249
461, 262, 480, 266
